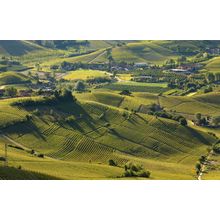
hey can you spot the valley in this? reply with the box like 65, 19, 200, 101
0, 40, 220, 179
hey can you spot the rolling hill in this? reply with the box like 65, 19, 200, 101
0, 94, 217, 179
0, 41, 47, 56
0, 71, 30, 86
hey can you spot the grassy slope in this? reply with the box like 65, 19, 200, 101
0, 94, 216, 179
20, 40, 220, 70
202, 56, 220, 73
0, 71, 30, 86
91, 40, 220, 64
101, 81, 169, 93
63, 69, 109, 81
0, 40, 46, 56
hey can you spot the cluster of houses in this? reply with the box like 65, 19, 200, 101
85, 62, 149, 72
170, 63, 203, 75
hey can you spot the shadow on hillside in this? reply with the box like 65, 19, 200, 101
4, 120, 46, 141
58, 102, 98, 133
187, 127, 211, 145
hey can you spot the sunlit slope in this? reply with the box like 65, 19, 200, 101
0, 97, 215, 166
76, 90, 220, 116
89, 40, 220, 64
0, 71, 30, 86
202, 56, 220, 73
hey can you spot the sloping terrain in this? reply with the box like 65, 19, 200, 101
0, 71, 30, 86
0, 41, 46, 56
0, 94, 216, 179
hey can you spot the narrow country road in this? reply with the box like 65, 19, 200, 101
0, 134, 26, 149
88, 50, 107, 63
198, 150, 213, 180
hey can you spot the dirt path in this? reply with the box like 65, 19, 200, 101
198, 150, 213, 180
88, 50, 107, 63
0, 134, 26, 149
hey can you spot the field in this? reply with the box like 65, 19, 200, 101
202, 57, 220, 73
0, 71, 30, 86
63, 69, 109, 81
101, 81, 169, 93
0, 90, 218, 179
1, 40, 220, 180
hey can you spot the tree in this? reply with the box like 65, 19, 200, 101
75, 81, 85, 91
4, 87, 17, 97
204, 86, 213, 93
61, 89, 75, 101
195, 113, 202, 121
179, 118, 187, 126
119, 90, 132, 96
124, 162, 150, 178
212, 116, 220, 126
206, 73, 215, 83
195, 162, 201, 175
108, 159, 117, 167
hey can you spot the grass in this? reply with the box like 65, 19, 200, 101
101, 81, 168, 93
202, 56, 220, 73
117, 73, 132, 81
0, 93, 215, 180
0, 71, 30, 86
63, 69, 109, 81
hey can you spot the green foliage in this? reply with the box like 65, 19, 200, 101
119, 90, 132, 96
211, 116, 220, 126
124, 162, 150, 178
179, 118, 187, 126
108, 159, 117, 167
75, 81, 86, 91
4, 87, 17, 97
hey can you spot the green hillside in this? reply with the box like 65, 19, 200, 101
87, 40, 220, 64
0, 93, 216, 179
0, 71, 30, 86
202, 56, 220, 73
1, 40, 220, 180
0, 40, 46, 56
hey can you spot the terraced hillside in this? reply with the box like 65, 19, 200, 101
0, 93, 217, 179
1, 40, 220, 180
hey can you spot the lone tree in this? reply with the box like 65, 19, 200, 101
108, 159, 117, 167
195, 113, 202, 121
75, 81, 85, 92
179, 118, 187, 126
119, 90, 132, 96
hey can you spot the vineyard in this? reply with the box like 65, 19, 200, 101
102, 82, 169, 93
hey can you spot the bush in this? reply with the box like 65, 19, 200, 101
0, 157, 6, 161
75, 81, 86, 91
124, 162, 150, 178
119, 90, 132, 96
108, 159, 117, 166
195, 162, 201, 173
38, 154, 44, 158
199, 155, 207, 164
213, 145, 220, 154
179, 118, 187, 126
33, 109, 40, 116
138, 170, 151, 178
